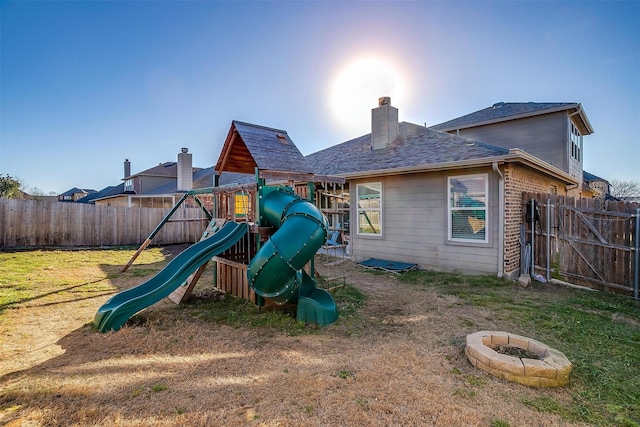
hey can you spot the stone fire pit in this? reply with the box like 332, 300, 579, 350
465, 331, 572, 387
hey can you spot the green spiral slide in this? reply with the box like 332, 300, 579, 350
94, 221, 248, 332
247, 186, 339, 325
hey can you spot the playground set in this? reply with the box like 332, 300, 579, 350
94, 121, 348, 332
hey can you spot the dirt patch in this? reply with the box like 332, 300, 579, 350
0, 250, 585, 426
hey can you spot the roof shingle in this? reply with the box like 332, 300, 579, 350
431, 102, 579, 131
216, 121, 314, 174
305, 122, 509, 176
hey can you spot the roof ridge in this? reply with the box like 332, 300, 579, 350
232, 120, 288, 135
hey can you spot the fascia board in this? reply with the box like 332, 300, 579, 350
340, 150, 579, 185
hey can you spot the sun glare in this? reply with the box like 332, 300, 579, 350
329, 56, 408, 136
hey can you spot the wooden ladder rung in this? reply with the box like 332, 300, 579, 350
323, 259, 347, 267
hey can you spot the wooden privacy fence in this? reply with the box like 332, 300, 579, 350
0, 199, 209, 248
522, 192, 639, 296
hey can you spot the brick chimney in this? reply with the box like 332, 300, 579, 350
177, 148, 193, 191
371, 96, 398, 150
124, 159, 131, 178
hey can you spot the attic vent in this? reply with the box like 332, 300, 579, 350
276, 134, 289, 144
492, 102, 505, 109
164, 162, 176, 167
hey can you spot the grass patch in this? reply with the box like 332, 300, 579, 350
0, 248, 167, 313
399, 269, 640, 426
188, 294, 311, 335
186, 282, 366, 336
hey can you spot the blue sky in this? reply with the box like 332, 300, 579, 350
1, 1, 639, 194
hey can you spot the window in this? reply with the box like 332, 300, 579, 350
356, 183, 382, 236
448, 174, 488, 242
234, 192, 249, 217
570, 122, 582, 162
124, 179, 133, 192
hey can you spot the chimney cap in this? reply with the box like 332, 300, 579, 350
181, 147, 188, 153
378, 96, 391, 106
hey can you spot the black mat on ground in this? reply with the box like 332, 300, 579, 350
357, 258, 417, 274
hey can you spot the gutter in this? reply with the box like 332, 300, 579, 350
492, 162, 505, 278
341, 155, 514, 179
568, 103, 595, 135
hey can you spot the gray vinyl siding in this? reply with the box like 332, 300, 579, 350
453, 112, 568, 173
349, 168, 499, 275
140, 176, 175, 193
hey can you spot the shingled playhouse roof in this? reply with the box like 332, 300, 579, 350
431, 102, 594, 135
305, 122, 510, 177
215, 121, 314, 175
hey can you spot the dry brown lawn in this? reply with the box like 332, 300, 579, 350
0, 247, 588, 426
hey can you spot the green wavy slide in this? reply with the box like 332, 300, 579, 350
248, 186, 339, 325
94, 221, 248, 332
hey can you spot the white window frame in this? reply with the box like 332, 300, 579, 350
570, 122, 582, 163
447, 173, 489, 243
356, 182, 382, 237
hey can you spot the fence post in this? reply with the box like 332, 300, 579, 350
530, 198, 535, 277
546, 198, 551, 282
634, 208, 639, 300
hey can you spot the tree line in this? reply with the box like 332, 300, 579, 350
0, 175, 57, 199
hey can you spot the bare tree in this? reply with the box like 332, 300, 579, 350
609, 179, 640, 199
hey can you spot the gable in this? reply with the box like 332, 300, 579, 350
215, 121, 313, 175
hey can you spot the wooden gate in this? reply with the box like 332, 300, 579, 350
522, 193, 638, 295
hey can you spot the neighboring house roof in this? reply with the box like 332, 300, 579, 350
13, 190, 33, 200
583, 171, 609, 184
192, 167, 215, 189
60, 187, 96, 197
77, 183, 126, 203
218, 171, 255, 186
215, 120, 314, 175
431, 102, 594, 136
92, 166, 215, 202
124, 162, 203, 180
144, 167, 215, 195
306, 122, 509, 176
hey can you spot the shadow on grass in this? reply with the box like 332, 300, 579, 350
0, 278, 115, 311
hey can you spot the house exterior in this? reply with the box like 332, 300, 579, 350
58, 187, 96, 202
431, 102, 594, 194
92, 148, 215, 208
306, 98, 586, 279
582, 171, 610, 198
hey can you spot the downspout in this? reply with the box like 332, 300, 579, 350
492, 162, 504, 278
565, 183, 580, 193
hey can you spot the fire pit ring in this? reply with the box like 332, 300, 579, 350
465, 331, 572, 387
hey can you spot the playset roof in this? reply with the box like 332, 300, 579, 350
215, 121, 314, 176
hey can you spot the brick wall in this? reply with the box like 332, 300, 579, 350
503, 164, 573, 279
